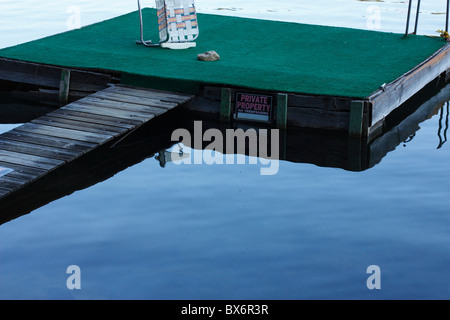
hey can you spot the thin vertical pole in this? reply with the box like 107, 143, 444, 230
414, 0, 421, 34
405, 0, 413, 36
446, 0, 450, 32
276, 93, 288, 129
220, 88, 232, 122
59, 69, 71, 106
349, 101, 364, 137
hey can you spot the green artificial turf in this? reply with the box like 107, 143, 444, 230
0, 9, 446, 97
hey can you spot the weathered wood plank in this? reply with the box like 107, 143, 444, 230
0, 149, 64, 166
32, 117, 125, 136
1, 171, 41, 184
0, 83, 192, 201
0, 161, 46, 181
79, 97, 165, 116
0, 131, 97, 152
181, 96, 221, 114
349, 101, 365, 137
49, 109, 141, 128
14, 123, 111, 144
288, 93, 353, 111
0, 174, 31, 187
0, 138, 82, 161
0, 58, 111, 92
203, 85, 354, 111
287, 106, 350, 131
0, 187, 11, 199
59, 69, 71, 105
63, 102, 152, 122
276, 93, 288, 129
0, 150, 62, 170
0, 170, 45, 193
37, 115, 126, 133
0, 178, 23, 191
220, 88, 232, 122
104, 85, 194, 102
369, 44, 450, 126
90, 91, 176, 109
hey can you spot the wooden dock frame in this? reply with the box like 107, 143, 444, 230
1, 43, 450, 141
188, 44, 450, 139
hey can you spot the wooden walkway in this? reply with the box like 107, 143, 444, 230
0, 85, 193, 200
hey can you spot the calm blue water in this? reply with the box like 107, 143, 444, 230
1, 1, 450, 300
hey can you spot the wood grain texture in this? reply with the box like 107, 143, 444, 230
0, 84, 192, 200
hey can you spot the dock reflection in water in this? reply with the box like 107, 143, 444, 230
0, 82, 449, 225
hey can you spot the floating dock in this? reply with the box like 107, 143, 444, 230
0, 85, 193, 200
0, 9, 450, 202
0, 9, 449, 138
1, 80, 449, 223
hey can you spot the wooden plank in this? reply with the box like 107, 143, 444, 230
276, 93, 288, 129
349, 101, 365, 137
0, 131, 97, 152
0, 187, 10, 199
181, 96, 221, 115
104, 85, 194, 103
220, 88, 232, 122
0, 83, 195, 201
36, 115, 127, 133
287, 93, 352, 111
14, 123, 111, 144
0, 174, 30, 189
6, 88, 89, 106
0, 138, 82, 161
0, 161, 46, 181
59, 69, 71, 105
32, 117, 125, 136
63, 102, 151, 122
49, 109, 141, 128
369, 84, 450, 166
0, 176, 31, 189
91, 91, 176, 109
0, 178, 23, 191
79, 97, 166, 116
369, 44, 450, 126
287, 106, 350, 131
204, 85, 354, 111
0, 149, 64, 166
0, 150, 62, 170
0, 58, 111, 92
1, 171, 41, 184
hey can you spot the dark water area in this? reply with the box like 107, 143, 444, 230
0, 82, 450, 300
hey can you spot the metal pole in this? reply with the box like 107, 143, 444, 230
136, 0, 159, 47
405, 0, 413, 36
413, 0, 421, 34
446, 0, 450, 32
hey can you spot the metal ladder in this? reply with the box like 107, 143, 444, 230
405, 0, 450, 36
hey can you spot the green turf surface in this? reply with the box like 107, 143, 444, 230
0, 9, 446, 97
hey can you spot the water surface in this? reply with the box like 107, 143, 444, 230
0, 1, 450, 300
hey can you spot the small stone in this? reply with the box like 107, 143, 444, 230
198, 51, 220, 61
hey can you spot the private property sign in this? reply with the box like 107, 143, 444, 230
235, 93, 273, 123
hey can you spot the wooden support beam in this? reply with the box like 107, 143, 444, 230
220, 88, 232, 122
276, 93, 288, 129
349, 100, 364, 137
59, 69, 71, 105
